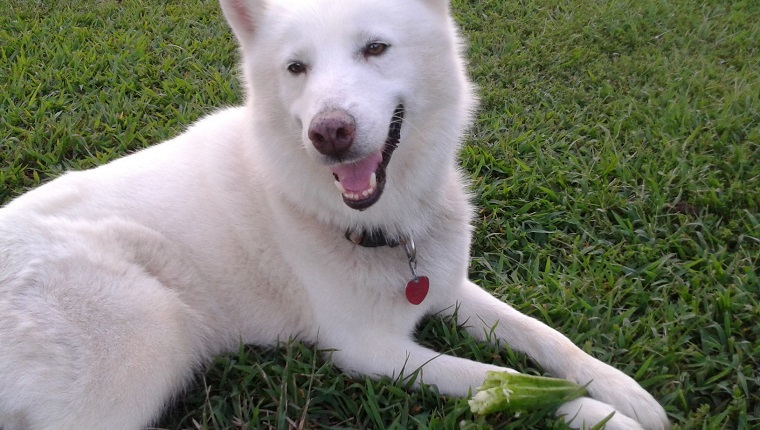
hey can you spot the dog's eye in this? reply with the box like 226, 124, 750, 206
364, 42, 388, 58
287, 62, 307, 75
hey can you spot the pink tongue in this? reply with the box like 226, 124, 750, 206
330, 151, 383, 192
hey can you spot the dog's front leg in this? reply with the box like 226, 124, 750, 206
442, 280, 669, 430
326, 334, 513, 395
324, 314, 644, 430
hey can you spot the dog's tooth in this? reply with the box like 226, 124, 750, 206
369, 172, 377, 188
347, 231, 364, 244
343, 188, 377, 201
334, 181, 346, 194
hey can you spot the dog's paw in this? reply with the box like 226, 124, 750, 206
574, 361, 669, 430
557, 397, 645, 430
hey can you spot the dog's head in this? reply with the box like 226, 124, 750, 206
220, 0, 474, 224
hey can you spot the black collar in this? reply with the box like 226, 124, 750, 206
345, 228, 401, 248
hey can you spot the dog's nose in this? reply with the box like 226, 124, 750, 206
308, 110, 356, 157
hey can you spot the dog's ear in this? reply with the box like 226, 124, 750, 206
420, 0, 450, 15
219, 0, 266, 47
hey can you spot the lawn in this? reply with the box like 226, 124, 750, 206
1, 0, 758, 429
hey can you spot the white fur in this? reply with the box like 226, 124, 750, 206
0, 1, 669, 429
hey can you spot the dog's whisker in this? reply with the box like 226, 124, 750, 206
400, 117, 426, 141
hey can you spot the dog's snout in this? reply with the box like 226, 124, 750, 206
308, 110, 356, 157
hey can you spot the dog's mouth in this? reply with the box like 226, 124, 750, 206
330, 104, 404, 211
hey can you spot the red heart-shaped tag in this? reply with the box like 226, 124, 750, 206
405, 276, 429, 305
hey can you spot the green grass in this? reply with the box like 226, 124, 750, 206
1, 0, 758, 429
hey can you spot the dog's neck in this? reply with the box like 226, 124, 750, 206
344, 228, 428, 305
344, 228, 402, 248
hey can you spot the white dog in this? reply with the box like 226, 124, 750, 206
0, 1, 670, 429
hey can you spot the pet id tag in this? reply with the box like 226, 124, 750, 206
405, 275, 429, 305
403, 238, 429, 305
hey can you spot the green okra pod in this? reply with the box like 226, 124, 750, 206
469, 371, 588, 415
